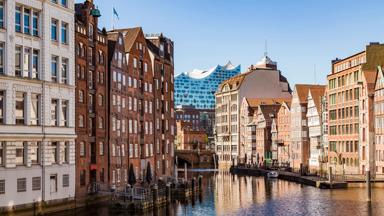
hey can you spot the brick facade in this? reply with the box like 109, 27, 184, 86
75, 1, 108, 198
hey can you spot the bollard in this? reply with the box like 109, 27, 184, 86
184, 163, 188, 181
366, 170, 371, 202
152, 184, 159, 207
198, 175, 202, 190
166, 183, 171, 203
328, 166, 333, 189
300, 163, 303, 176
191, 178, 195, 193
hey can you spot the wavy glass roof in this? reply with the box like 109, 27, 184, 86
175, 61, 241, 109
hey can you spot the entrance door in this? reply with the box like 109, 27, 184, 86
50, 175, 57, 193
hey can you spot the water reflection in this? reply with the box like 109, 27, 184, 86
41, 171, 384, 215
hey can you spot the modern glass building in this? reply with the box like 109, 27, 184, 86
175, 61, 241, 109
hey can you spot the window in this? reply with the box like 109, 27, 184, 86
30, 142, 40, 164
32, 50, 39, 79
51, 56, 58, 82
61, 58, 68, 84
51, 19, 58, 41
63, 174, 69, 187
24, 8, 31, 34
79, 115, 84, 127
32, 177, 41, 191
17, 178, 26, 192
0, 180, 4, 194
15, 6, 22, 32
23, 47, 31, 77
60, 100, 68, 126
51, 142, 58, 164
30, 94, 40, 125
51, 99, 58, 126
61, 22, 68, 44
0, 43, 3, 74
32, 12, 39, 36
79, 141, 85, 156
98, 117, 103, 129
98, 94, 103, 106
0, 142, 3, 166
15, 46, 22, 77
0, 91, 3, 124
15, 142, 25, 165
79, 90, 84, 103
0, 1, 3, 28
15, 92, 25, 125
88, 23, 94, 39
99, 142, 104, 155
61, 0, 67, 7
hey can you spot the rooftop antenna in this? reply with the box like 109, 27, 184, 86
264, 40, 268, 57
314, 64, 317, 85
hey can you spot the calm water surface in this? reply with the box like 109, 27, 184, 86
49, 171, 384, 216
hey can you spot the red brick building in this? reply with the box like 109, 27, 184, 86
75, 0, 108, 197
146, 34, 175, 179
176, 121, 207, 150
107, 32, 129, 188
111, 27, 155, 181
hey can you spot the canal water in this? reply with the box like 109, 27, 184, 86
48, 170, 384, 216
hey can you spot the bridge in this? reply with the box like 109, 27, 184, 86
175, 149, 217, 169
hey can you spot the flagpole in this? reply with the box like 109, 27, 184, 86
111, 4, 114, 30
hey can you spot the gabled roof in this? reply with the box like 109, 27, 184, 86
218, 71, 251, 91
246, 97, 291, 108
294, 84, 326, 103
308, 87, 326, 112
111, 27, 142, 52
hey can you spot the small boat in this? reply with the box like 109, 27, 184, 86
267, 171, 279, 178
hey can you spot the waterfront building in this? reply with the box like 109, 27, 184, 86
175, 121, 208, 150
276, 101, 292, 166
215, 55, 291, 168
327, 43, 384, 175
110, 27, 156, 181
175, 105, 215, 145
0, 0, 76, 208
146, 33, 175, 179
107, 32, 129, 189
254, 104, 281, 166
374, 66, 384, 174
240, 98, 290, 165
306, 87, 326, 173
75, 0, 108, 198
175, 62, 240, 110
319, 94, 329, 175
290, 84, 325, 173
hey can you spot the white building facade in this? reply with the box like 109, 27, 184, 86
307, 90, 323, 172
0, 0, 76, 209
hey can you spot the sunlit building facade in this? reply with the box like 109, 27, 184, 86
215, 56, 291, 168
0, 0, 76, 209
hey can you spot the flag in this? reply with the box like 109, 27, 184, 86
113, 7, 119, 20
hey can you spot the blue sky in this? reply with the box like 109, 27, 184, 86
79, 0, 384, 85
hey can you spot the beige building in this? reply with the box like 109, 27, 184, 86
327, 43, 384, 175
276, 101, 292, 166
290, 84, 325, 173
215, 55, 291, 168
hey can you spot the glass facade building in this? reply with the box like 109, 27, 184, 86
175, 61, 240, 109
